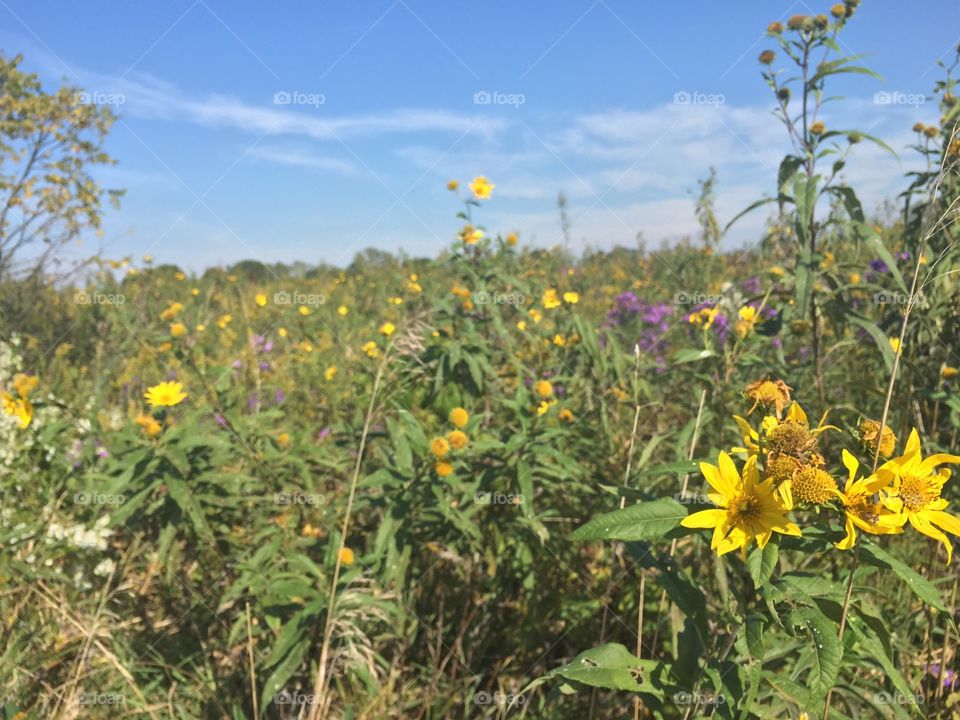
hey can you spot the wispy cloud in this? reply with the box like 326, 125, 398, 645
246, 145, 358, 175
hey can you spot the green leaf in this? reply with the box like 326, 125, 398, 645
570, 498, 687, 542
747, 542, 779, 588
854, 221, 908, 295
860, 541, 948, 612
791, 605, 843, 713
846, 615, 922, 716
673, 348, 716, 364
745, 613, 766, 660
847, 314, 895, 374
165, 475, 213, 539
724, 197, 776, 233
828, 185, 864, 223
777, 155, 803, 208
526, 643, 664, 695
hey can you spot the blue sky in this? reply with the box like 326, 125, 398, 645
1, 1, 956, 269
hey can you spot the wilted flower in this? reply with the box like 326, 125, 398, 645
860, 420, 897, 457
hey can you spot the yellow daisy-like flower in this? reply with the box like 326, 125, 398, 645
528, 308, 543, 324
681, 452, 801, 556
558, 408, 575, 422
217, 314, 232, 329
449, 407, 469, 428
535, 380, 553, 398
325, 366, 337, 381
338, 547, 355, 566
735, 305, 759, 339
12, 373, 38, 399
506, 232, 518, 246
563, 291, 580, 304
170, 322, 187, 337
160, 302, 184, 321
2, 391, 33, 429
448, 430, 468, 450
255, 293, 267, 307
277, 432, 290, 449
543, 289, 562, 310
447, 179, 459, 191
460, 225, 484, 245
889, 336, 901, 353
536, 400, 553, 416
688, 306, 720, 329
430, 437, 450, 458
941, 365, 958, 381
435, 461, 454, 477
834, 449, 901, 550
135, 412, 162, 437
468, 175, 494, 199
362, 341, 379, 358
299, 306, 311, 316
380, 322, 396, 336
337, 305, 349, 317
144, 381, 187, 408
879, 429, 960, 562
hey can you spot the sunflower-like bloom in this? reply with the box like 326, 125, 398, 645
733, 401, 836, 458
2, 391, 33, 429
681, 452, 801, 556
835, 449, 901, 550
879, 429, 960, 562
144, 381, 187, 408
468, 176, 494, 200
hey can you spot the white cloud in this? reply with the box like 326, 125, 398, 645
245, 145, 358, 175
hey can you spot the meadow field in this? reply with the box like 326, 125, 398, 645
3, 3, 960, 719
